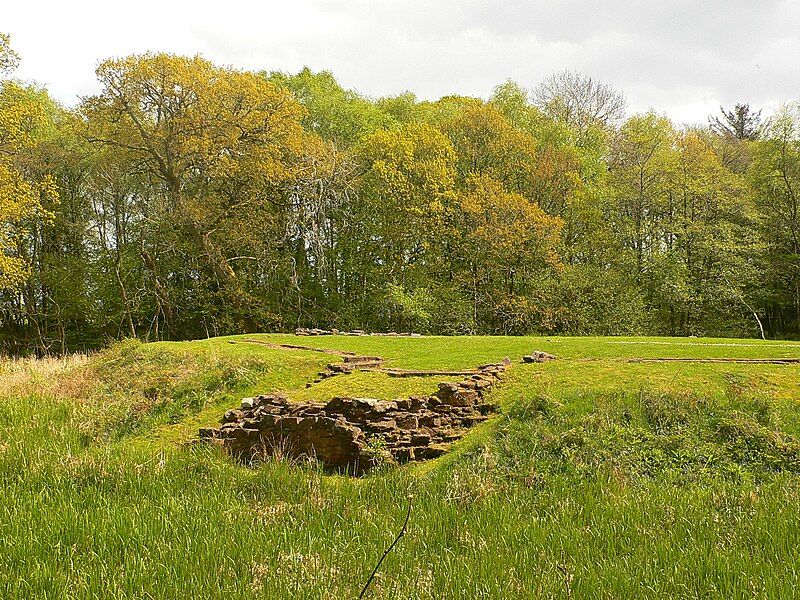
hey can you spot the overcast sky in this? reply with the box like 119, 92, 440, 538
5, 0, 800, 124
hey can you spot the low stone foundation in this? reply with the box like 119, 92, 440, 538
309, 354, 384, 386
522, 351, 557, 363
295, 328, 422, 337
200, 358, 511, 475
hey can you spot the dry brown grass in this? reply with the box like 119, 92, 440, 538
0, 353, 97, 399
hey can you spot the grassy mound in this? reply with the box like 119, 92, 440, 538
2, 335, 800, 598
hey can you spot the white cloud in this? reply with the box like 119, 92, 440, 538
4, 0, 799, 123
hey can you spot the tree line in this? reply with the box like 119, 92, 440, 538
1, 35, 799, 354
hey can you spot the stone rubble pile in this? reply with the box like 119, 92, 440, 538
308, 354, 384, 387
200, 358, 511, 475
295, 328, 422, 338
522, 351, 558, 363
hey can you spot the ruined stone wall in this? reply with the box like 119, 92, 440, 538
200, 359, 511, 475
295, 328, 422, 337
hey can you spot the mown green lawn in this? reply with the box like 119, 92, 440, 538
2, 335, 800, 598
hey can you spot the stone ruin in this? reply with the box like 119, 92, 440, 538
199, 358, 511, 475
310, 354, 383, 386
522, 351, 557, 363
295, 327, 422, 338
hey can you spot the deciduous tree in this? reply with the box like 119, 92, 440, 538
82, 53, 309, 328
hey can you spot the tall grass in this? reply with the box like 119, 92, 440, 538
1, 336, 800, 598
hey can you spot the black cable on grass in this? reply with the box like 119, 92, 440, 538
358, 496, 413, 599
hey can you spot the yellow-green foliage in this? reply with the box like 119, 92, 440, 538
0, 59, 58, 290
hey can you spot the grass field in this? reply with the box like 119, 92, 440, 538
2, 334, 800, 598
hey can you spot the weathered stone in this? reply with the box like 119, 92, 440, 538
418, 415, 443, 427
343, 355, 383, 364
396, 415, 418, 429
437, 382, 460, 395
296, 328, 425, 338
439, 430, 463, 442
364, 419, 397, 433
222, 409, 244, 424
409, 396, 428, 409
444, 390, 478, 407
522, 351, 557, 363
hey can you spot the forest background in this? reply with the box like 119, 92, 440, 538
2, 33, 799, 354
